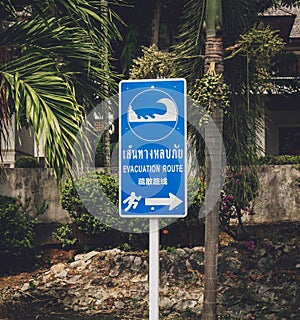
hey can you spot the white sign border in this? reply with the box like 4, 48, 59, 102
119, 78, 187, 218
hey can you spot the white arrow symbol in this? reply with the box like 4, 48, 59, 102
145, 193, 183, 210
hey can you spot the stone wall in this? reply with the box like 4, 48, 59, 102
0, 165, 299, 226
243, 165, 300, 224
1, 233, 299, 319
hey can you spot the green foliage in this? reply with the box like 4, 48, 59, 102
191, 71, 230, 113
14, 156, 42, 168
129, 44, 178, 79
238, 23, 284, 61
117, 242, 131, 251
190, 167, 259, 239
223, 167, 259, 211
0, 0, 121, 179
187, 176, 205, 211
55, 171, 119, 246
52, 224, 77, 248
258, 155, 300, 165
173, 0, 205, 84
61, 171, 118, 233
236, 22, 285, 92
0, 195, 36, 257
221, 22, 285, 168
220, 167, 259, 239
160, 245, 178, 253
120, 24, 139, 77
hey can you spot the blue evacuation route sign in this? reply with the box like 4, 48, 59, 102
119, 78, 187, 218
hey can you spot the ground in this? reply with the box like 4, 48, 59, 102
0, 222, 299, 319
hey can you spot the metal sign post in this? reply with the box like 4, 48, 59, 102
149, 218, 159, 320
119, 79, 187, 319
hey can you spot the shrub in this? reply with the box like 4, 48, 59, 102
219, 166, 259, 239
15, 155, 42, 168
0, 195, 36, 257
54, 171, 120, 246
129, 44, 178, 79
190, 167, 259, 240
187, 176, 205, 213
53, 224, 77, 248
258, 155, 300, 165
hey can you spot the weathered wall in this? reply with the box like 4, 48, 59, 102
0, 166, 299, 226
0, 168, 70, 224
243, 165, 300, 224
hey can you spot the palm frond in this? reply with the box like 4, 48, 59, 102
1, 67, 83, 177
0, 0, 122, 177
173, 0, 206, 86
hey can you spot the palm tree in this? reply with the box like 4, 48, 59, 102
0, 0, 120, 178
202, 1, 224, 318
151, 0, 162, 46
175, 0, 297, 319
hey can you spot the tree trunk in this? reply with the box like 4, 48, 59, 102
151, 0, 162, 46
202, 0, 224, 318
101, 0, 111, 173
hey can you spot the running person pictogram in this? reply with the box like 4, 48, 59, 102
123, 192, 142, 211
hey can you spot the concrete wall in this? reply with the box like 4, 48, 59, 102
0, 166, 299, 226
0, 168, 70, 224
243, 165, 300, 224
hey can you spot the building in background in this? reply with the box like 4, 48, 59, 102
262, 6, 300, 156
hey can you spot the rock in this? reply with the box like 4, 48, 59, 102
109, 267, 120, 277
131, 256, 142, 271
42, 273, 52, 283
160, 296, 174, 309
66, 275, 82, 284
131, 274, 148, 282
21, 283, 30, 292
122, 255, 135, 267
174, 299, 197, 311
283, 246, 290, 254
74, 251, 99, 262
103, 249, 121, 260
259, 248, 267, 257
55, 269, 68, 279
70, 259, 91, 270
50, 263, 66, 274
176, 248, 188, 258
189, 255, 204, 273
114, 301, 125, 309
2, 236, 299, 320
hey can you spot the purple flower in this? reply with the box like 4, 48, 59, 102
223, 195, 234, 202
221, 205, 228, 212
245, 240, 255, 251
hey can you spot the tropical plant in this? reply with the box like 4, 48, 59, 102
0, 0, 121, 178
53, 171, 118, 246
129, 44, 178, 79
173, 1, 294, 319
14, 155, 42, 168
0, 195, 35, 257
219, 167, 259, 239
258, 154, 300, 165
